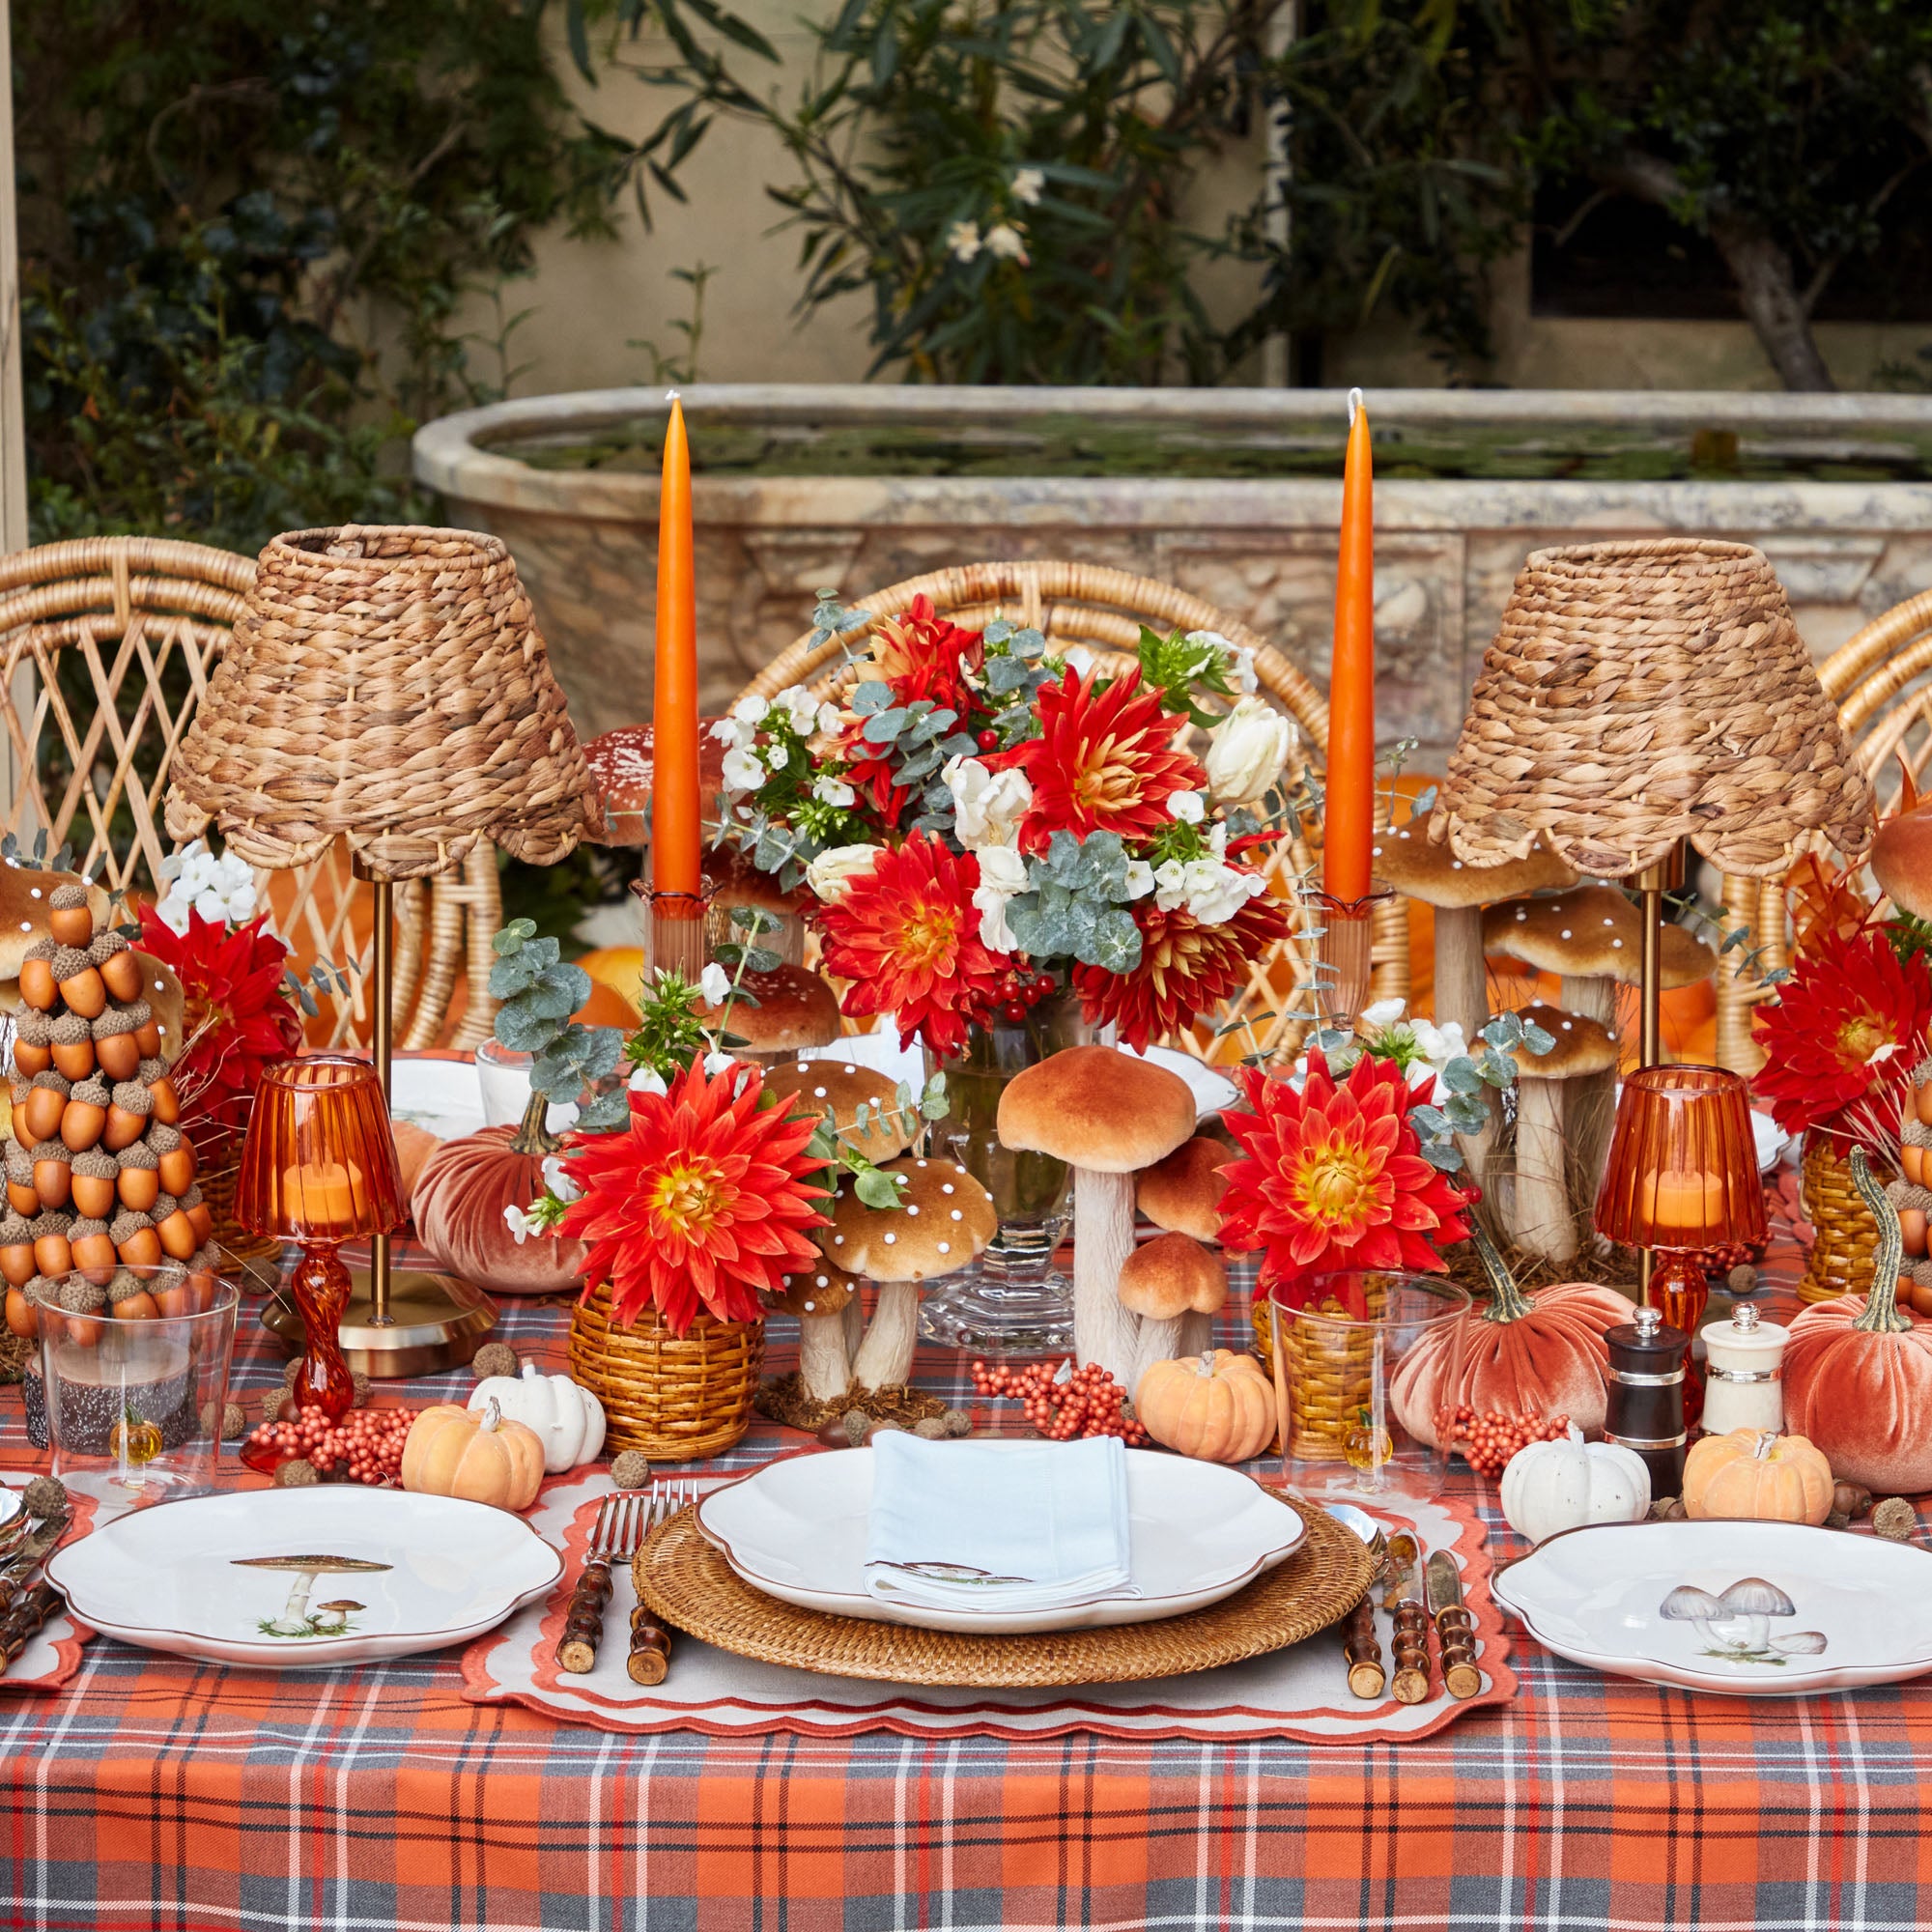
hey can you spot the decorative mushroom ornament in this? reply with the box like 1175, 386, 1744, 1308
1507, 1004, 1617, 1264
1117, 1231, 1228, 1384
467, 1363, 607, 1473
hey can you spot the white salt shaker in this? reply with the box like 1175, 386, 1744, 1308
1699, 1300, 1787, 1436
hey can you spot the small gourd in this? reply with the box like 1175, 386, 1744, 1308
401, 1398, 546, 1512
1134, 1350, 1275, 1464
1499, 1425, 1650, 1545
467, 1362, 606, 1473
1682, 1428, 1834, 1525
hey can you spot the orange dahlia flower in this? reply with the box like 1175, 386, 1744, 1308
1217, 1052, 1474, 1304
559, 1058, 831, 1333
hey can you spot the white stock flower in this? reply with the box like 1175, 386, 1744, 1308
731, 695, 769, 726
811, 775, 856, 809
502, 1204, 542, 1247
948, 220, 982, 263
540, 1155, 582, 1205
815, 701, 841, 738
1181, 860, 1264, 926
158, 839, 255, 928
630, 1065, 669, 1096
774, 685, 824, 737
708, 715, 753, 750
1011, 168, 1045, 206
1204, 696, 1293, 805
805, 842, 883, 903
1151, 860, 1189, 913
984, 222, 1029, 263
1124, 859, 1155, 900
699, 962, 732, 1006
721, 748, 767, 795
1167, 789, 1205, 825
1361, 998, 1407, 1032
943, 755, 1032, 850
1061, 644, 1096, 676
970, 845, 1029, 953
703, 1048, 736, 1075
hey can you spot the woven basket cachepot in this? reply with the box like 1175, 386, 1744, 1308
568, 1283, 763, 1461
1798, 1130, 1888, 1305
1251, 1284, 1381, 1464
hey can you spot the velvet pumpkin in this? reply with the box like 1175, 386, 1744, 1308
391, 1121, 441, 1200
1389, 1229, 1627, 1445
412, 1122, 587, 1295
1135, 1350, 1276, 1463
1782, 1147, 1932, 1492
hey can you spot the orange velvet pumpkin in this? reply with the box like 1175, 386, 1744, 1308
1682, 1429, 1834, 1523
1782, 1147, 1932, 1492
1389, 1230, 1627, 1444
1136, 1350, 1276, 1463
412, 1124, 588, 1295
400, 1399, 545, 1511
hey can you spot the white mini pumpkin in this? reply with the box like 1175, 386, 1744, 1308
1499, 1425, 1650, 1545
468, 1363, 607, 1473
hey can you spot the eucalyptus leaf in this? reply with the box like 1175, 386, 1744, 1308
1438, 1056, 1485, 1096
494, 1003, 557, 1054
1443, 1094, 1491, 1133
853, 1167, 905, 1210
851, 681, 894, 714
1520, 1020, 1557, 1057
492, 918, 538, 955
575, 1089, 632, 1133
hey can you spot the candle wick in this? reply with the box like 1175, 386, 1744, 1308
665, 388, 680, 405
1347, 386, 1365, 425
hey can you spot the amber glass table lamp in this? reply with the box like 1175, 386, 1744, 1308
1596, 1065, 1767, 1337
236, 1056, 406, 1419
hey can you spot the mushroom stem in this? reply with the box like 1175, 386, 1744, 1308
842, 1289, 865, 1360
851, 1279, 920, 1390
1514, 1077, 1576, 1263
1130, 1315, 1184, 1394
1561, 972, 1618, 1206
798, 1312, 853, 1404
270, 1569, 319, 1635
1073, 1167, 1141, 1387
1434, 904, 1495, 1184
1175, 1309, 1216, 1362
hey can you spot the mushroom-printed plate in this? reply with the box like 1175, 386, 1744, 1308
46, 1487, 561, 1669
1492, 1519, 1932, 1696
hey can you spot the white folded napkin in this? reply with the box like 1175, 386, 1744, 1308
864, 1433, 1138, 1614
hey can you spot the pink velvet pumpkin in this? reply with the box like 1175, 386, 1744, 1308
1389, 1232, 1626, 1444
1782, 1147, 1932, 1491
412, 1126, 587, 1295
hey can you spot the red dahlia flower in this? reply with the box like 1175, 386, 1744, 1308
1002, 666, 1207, 857
1752, 925, 1932, 1139
1071, 888, 1290, 1053
816, 832, 1003, 1058
558, 1058, 830, 1334
1217, 1052, 1474, 1305
870, 595, 984, 718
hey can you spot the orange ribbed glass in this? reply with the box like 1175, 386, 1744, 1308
237, 1056, 406, 1419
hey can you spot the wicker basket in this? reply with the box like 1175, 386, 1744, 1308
1250, 1290, 1378, 1464
1798, 1130, 1889, 1304
568, 1284, 764, 1461
196, 1142, 279, 1271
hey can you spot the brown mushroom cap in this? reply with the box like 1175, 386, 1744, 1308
773, 1259, 859, 1320
703, 842, 807, 918
1873, 811, 1932, 923
1117, 1231, 1228, 1321
1374, 810, 1576, 909
1136, 1136, 1231, 1242
126, 956, 185, 1053
701, 964, 841, 1054
1513, 1003, 1618, 1079
813, 1156, 996, 1281
763, 1058, 917, 1165
581, 723, 728, 846
230, 1554, 394, 1574
1484, 886, 1715, 988
0, 868, 108, 978
998, 1044, 1196, 1174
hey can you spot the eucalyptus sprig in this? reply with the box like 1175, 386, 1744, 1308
805, 1072, 952, 1209
490, 918, 629, 1139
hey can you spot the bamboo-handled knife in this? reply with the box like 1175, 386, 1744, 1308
1382, 1531, 1431, 1704
0, 1511, 70, 1618
1424, 1549, 1483, 1700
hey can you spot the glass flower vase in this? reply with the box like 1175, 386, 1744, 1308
918, 994, 1094, 1354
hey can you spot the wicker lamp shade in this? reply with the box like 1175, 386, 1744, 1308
1431, 539, 1874, 881
165, 526, 603, 881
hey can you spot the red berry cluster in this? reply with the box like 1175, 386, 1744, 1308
970, 1357, 1150, 1444
1439, 1404, 1571, 1479
245, 1404, 416, 1486
962, 967, 1059, 1029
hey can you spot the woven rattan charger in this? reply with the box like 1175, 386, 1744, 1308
633, 1490, 1374, 1689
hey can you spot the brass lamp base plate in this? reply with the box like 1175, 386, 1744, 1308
262, 1267, 497, 1378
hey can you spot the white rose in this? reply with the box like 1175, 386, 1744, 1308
1204, 696, 1293, 805
1167, 789, 1205, 825
1361, 998, 1407, 1032
699, 962, 732, 1006
811, 776, 856, 809
721, 748, 767, 795
943, 755, 1032, 850
975, 845, 1029, 895
970, 845, 1029, 953
1124, 860, 1155, 900
805, 843, 883, 903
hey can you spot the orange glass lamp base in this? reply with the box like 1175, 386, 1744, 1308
288, 1242, 357, 1422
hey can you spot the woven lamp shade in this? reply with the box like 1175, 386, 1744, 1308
1431, 539, 1874, 880
165, 526, 603, 880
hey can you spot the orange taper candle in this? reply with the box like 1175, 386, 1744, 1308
1322, 389, 1376, 904
651, 393, 702, 899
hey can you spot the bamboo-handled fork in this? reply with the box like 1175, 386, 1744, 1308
555, 1482, 694, 1683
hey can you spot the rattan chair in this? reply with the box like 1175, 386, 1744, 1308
1713, 587, 1932, 1073
737, 558, 1403, 1062
0, 535, 499, 1049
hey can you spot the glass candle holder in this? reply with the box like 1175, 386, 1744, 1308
236, 1056, 406, 1421
1264, 1271, 1470, 1502
28, 1266, 239, 1508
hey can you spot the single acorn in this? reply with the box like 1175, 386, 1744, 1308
12, 1009, 51, 1078
180, 1181, 212, 1247
46, 884, 94, 951
28, 1140, 71, 1211
30, 1209, 71, 1279
68, 1215, 115, 1283
150, 1122, 194, 1196
51, 946, 104, 1021
151, 1189, 197, 1262
18, 939, 57, 1012
0, 1212, 36, 1287
152, 1262, 194, 1318
20, 1071, 70, 1147
139, 1056, 180, 1125
48, 1011, 95, 1083
103, 1079, 153, 1152
104, 1266, 158, 1321
54, 1271, 104, 1346
3, 1281, 36, 1340
122, 998, 161, 1061
69, 1146, 119, 1219
110, 1207, 160, 1269
59, 1075, 109, 1153
91, 930, 143, 1006
6, 1142, 39, 1217
115, 1139, 159, 1211
91, 1007, 139, 1082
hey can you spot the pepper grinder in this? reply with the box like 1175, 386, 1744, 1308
1699, 1300, 1787, 1438
1604, 1303, 1690, 1496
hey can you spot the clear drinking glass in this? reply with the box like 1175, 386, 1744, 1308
1264, 1270, 1470, 1502
29, 1268, 240, 1508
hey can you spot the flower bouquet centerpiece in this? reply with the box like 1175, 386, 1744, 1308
708, 596, 1301, 1349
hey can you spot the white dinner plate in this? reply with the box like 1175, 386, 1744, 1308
389, 1053, 488, 1143
1132, 1044, 1239, 1120
696, 1443, 1305, 1634
1492, 1519, 1932, 1696
47, 1486, 562, 1669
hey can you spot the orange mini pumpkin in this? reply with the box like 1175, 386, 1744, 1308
401, 1399, 545, 1512
1682, 1429, 1834, 1524
1135, 1350, 1276, 1463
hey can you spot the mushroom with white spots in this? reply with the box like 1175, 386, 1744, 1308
772, 1261, 862, 1404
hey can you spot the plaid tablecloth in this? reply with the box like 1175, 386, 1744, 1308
1, 1255, 1927, 1932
